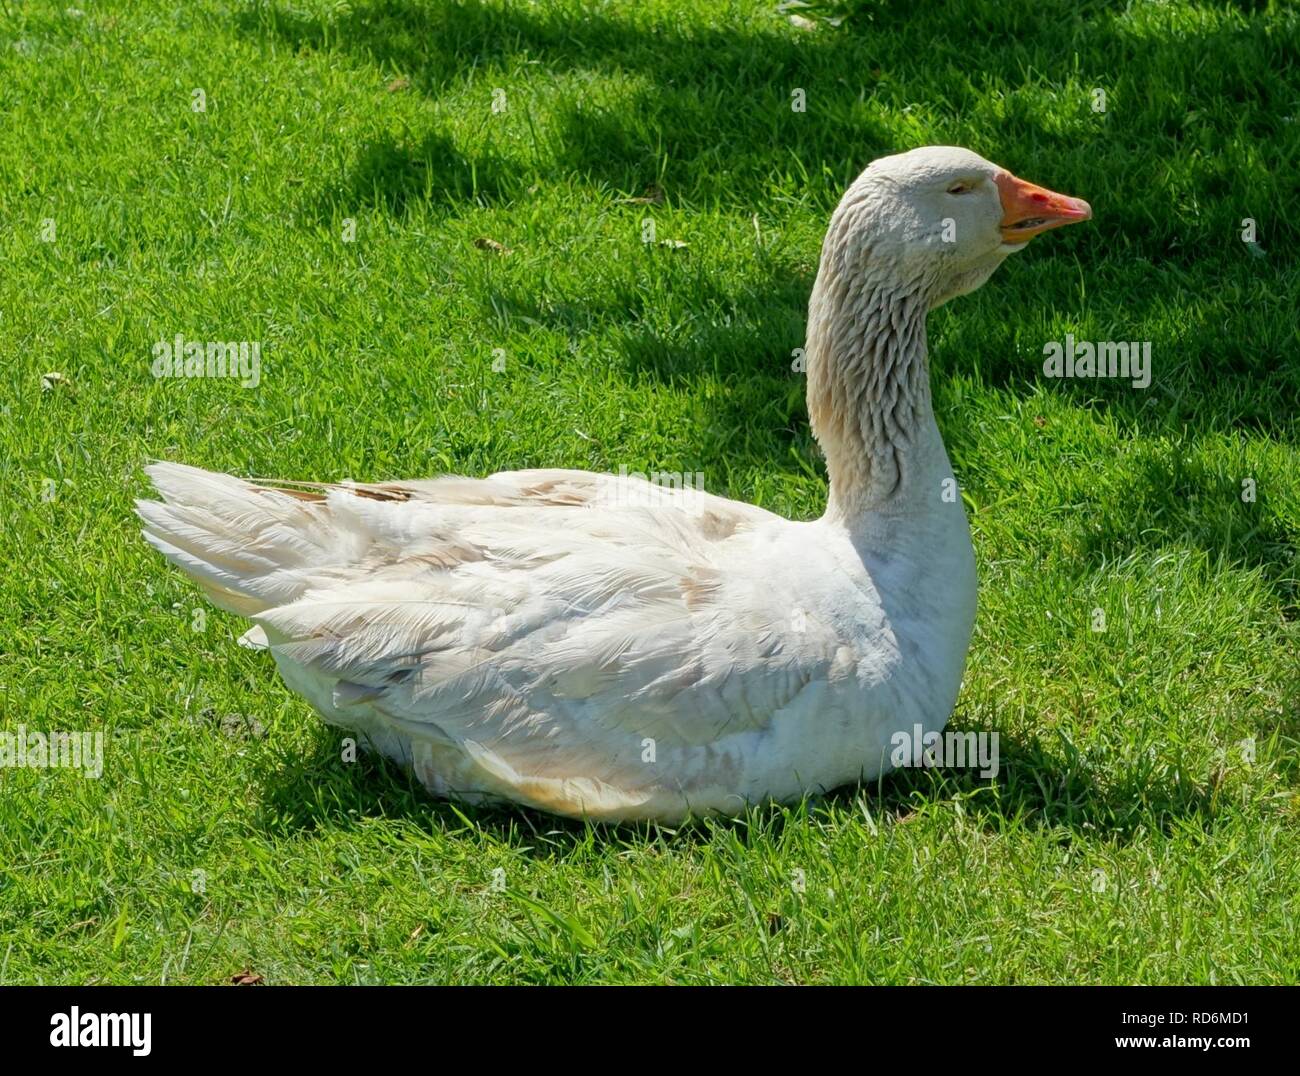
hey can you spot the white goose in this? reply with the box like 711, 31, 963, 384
138, 146, 1090, 822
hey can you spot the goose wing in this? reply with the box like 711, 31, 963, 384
140, 463, 839, 817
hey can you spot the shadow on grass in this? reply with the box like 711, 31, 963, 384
238, 0, 1294, 223
323, 130, 521, 214
1075, 442, 1300, 613
866, 732, 1222, 841
253, 720, 1219, 853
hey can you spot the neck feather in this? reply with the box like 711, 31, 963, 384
805, 251, 937, 520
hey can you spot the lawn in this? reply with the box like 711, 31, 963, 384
1, 0, 1297, 984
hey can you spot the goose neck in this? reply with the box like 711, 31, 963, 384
805, 272, 942, 523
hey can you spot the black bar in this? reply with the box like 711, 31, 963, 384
0, 985, 1288, 1060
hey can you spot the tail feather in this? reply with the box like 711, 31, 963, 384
137, 462, 363, 616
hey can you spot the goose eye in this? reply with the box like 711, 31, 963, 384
947, 182, 974, 195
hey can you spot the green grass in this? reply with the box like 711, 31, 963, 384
1, 0, 1298, 984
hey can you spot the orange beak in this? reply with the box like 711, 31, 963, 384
995, 171, 1092, 243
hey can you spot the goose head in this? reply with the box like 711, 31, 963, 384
825, 145, 1092, 308
806, 146, 1091, 516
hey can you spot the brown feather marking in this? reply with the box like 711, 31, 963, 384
348, 485, 413, 502
409, 545, 485, 570
264, 487, 326, 503
698, 509, 743, 540
682, 569, 721, 611
253, 479, 413, 503
520, 480, 589, 507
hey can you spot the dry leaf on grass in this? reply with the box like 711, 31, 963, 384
218, 713, 266, 740
618, 184, 665, 206
474, 237, 513, 255
230, 969, 264, 985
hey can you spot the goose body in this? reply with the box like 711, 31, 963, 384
139, 147, 1089, 821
